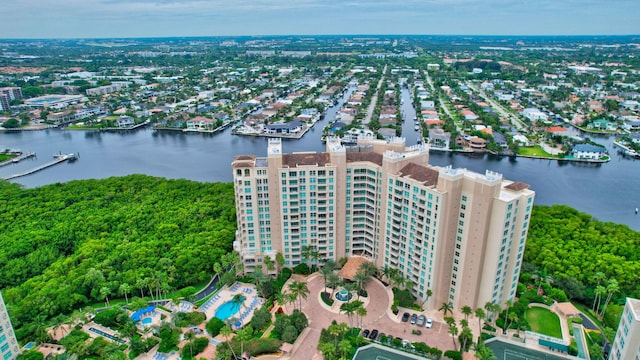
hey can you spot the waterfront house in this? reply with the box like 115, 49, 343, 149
115, 116, 135, 128
571, 144, 607, 160
624, 121, 640, 132
265, 121, 303, 135
428, 128, 451, 149
587, 119, 617, 131
521, 108, 548, 122
186, 116, 217, 130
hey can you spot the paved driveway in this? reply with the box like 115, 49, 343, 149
282, 273, 455, 359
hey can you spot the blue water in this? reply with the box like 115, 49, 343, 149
215, 301, 241, 320
141, 317, 152, 325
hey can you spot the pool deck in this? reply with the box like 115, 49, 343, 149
198, 282, 263, 328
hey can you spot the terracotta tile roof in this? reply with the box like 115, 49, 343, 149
346, 152, 383, 166
398, 163, 439, 186
338, 256, 370, 279
236, 155, 256, 161
282, 153, 330, 167
505, 181, 529, 192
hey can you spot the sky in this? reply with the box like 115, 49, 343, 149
1, 0, 639, 39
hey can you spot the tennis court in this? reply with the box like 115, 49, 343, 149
486, 339, 568, 360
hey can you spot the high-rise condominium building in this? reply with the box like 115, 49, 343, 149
0, 292, 19, 360
610, 297, 640, 360
231, 137, 535, 309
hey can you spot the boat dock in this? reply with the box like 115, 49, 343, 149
0, 152, 36, 167
2, 153, 77, 181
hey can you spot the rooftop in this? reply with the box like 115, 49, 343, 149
338, 256, 370, 279
505, 181, 530, 192
398, 163, 439, 187
346, 151, 383, 166
282, 152, 331, 167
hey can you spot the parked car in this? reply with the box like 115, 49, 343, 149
416, 315, 426, 326
369, 329, 379, 340
425, 318, 433, 329
401, 312, 410, 322
410, 314, 418, 325
377, 332, 386, 342
362, 329, 370, 338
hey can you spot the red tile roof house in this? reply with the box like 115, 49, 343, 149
545, 126, 568, 134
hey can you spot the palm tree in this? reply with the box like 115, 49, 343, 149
353, 271, 369, 299
320, 263, 335, 294
288, 280, 309, 311
503, 300, 513, 331
338, 339, 353, 359
421, 289, 433, 307
461, 305, 472, 321
459, 326, 473, 353
342, 304, 357, 327
439, 302, 454, 317
184, 330, 195, 358
119, 283, 131, 304
356, 304, 367, 328
591, 271, 607, 310
474, 343, 496, 360
327, 273, 341, 297
251, 268, 269, 298
381, 266, 394, 284
475, 308, 486, 335
359, 261, 378, 278
449, 324, 459, 351
220, 325, 237, 359
231, 294, 246, 311
594, 285, 607, 315
263, 256, 275, 274
507, 313, 518, 332
599, 278, 619, 317
100, 286, 112, 307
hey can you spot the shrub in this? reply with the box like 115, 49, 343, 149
244, 338, 282, 356
59, 329, 89, 349
157, 324, 181, 353
444, 350, 462, 360
392, 288, 415, 308
206, 317, 225, 337
175, 311, 206, 327
249, 306, 272, 333
321, 292, 334, 306
93, 308, 122, 328
293, 263, 310, 275
180, 337, 209, 359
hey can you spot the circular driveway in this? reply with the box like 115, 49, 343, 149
282, 273, 455, 358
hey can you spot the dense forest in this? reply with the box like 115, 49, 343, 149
525, 205, 640, 305
0, 176, 236, 338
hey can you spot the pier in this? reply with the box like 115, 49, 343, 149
0, 152, 36, 167
2, 153, 77, 181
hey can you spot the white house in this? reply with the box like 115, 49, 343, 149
571, 144, 607, 160
521, 108, 549, 122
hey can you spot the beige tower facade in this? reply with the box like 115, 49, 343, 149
610, 298, 640, 360
231, 137, 535, 309
0, 292, 19, 360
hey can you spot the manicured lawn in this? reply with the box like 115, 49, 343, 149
526, 306, 563, 339
0, 154, 16, 162
518, 145, 553, 158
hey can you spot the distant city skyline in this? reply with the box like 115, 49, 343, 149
1, 0, 639, 39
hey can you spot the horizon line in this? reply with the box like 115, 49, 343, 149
1, 33, 640, 41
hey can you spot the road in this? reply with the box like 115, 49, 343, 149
364, 64, 387, 125
425, 70, 461, 132
465, 81, 527, 131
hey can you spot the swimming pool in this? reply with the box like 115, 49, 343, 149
215, 300, 242, 320
141, 317, 153, 325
